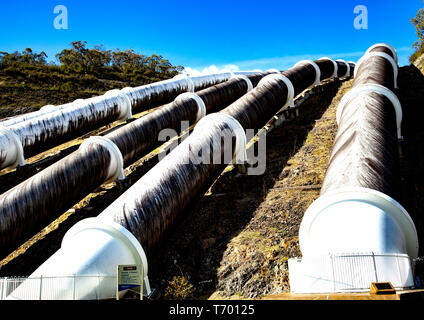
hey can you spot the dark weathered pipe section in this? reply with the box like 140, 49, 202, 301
316, 59, 337, 80
99, 58, 342, 256
0, 75, 266, 258
321, 44, 400, 199
353, 55, 396, 90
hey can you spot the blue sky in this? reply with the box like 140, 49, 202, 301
0, 0, 422, 73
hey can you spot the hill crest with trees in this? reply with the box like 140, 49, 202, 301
0, 41, 184, 119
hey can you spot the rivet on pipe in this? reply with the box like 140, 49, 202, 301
354, 52, 398, 88
336, 83, 403, 139
79, 136, 126, 183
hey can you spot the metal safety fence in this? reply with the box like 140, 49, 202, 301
0, 275, 141, 300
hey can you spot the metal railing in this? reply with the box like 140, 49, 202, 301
0, 275, 126, 300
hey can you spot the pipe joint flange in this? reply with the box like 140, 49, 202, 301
294, 60, 321, 88
336, 83, 403, 139
318, 57, 338, 79
258, 74, 295, 109
354, 52, 398, 88
79, 136, 126, 183
230, 74, 254, 92
173, 74, 195, 92
336, 59, 350, 79
365, 43, 398, 64
0, 125, 25, 169
104, 90, 133, 121
62, 217, 151, 295
194, 113, 247, 164
175, 92, 206, 121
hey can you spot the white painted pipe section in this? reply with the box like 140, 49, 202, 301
354, 52, 399, 88
104, 90, 133, 120
293, 60, 321, 88
174, 92, 207, 121
289, 187, 419, 293
366, 43, 398, 64
336, 59, 350, 79
0, 101, 77, 127
0, 72, 260, 129
318, 57, 338, 79
258, 74, 295, 109
172, 74, 195, 92
193, 113, 247, 164
336, 83, 403, 139
79, 136, 126, 183
0, 126, 25, 168
6, 218, 150, 300
299, 188, 418, 258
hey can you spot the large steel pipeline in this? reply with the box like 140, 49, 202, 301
105, 59, 341, 255
0, 71, 262, 171
321, 53, 398, 196
0, 73, 272, 259
289, 44, 419, 293
7, 56, 348, 300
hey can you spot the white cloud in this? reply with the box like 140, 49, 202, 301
183, 47, 414, 75
183, 64, 240, 76
184, 51, 366, 74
